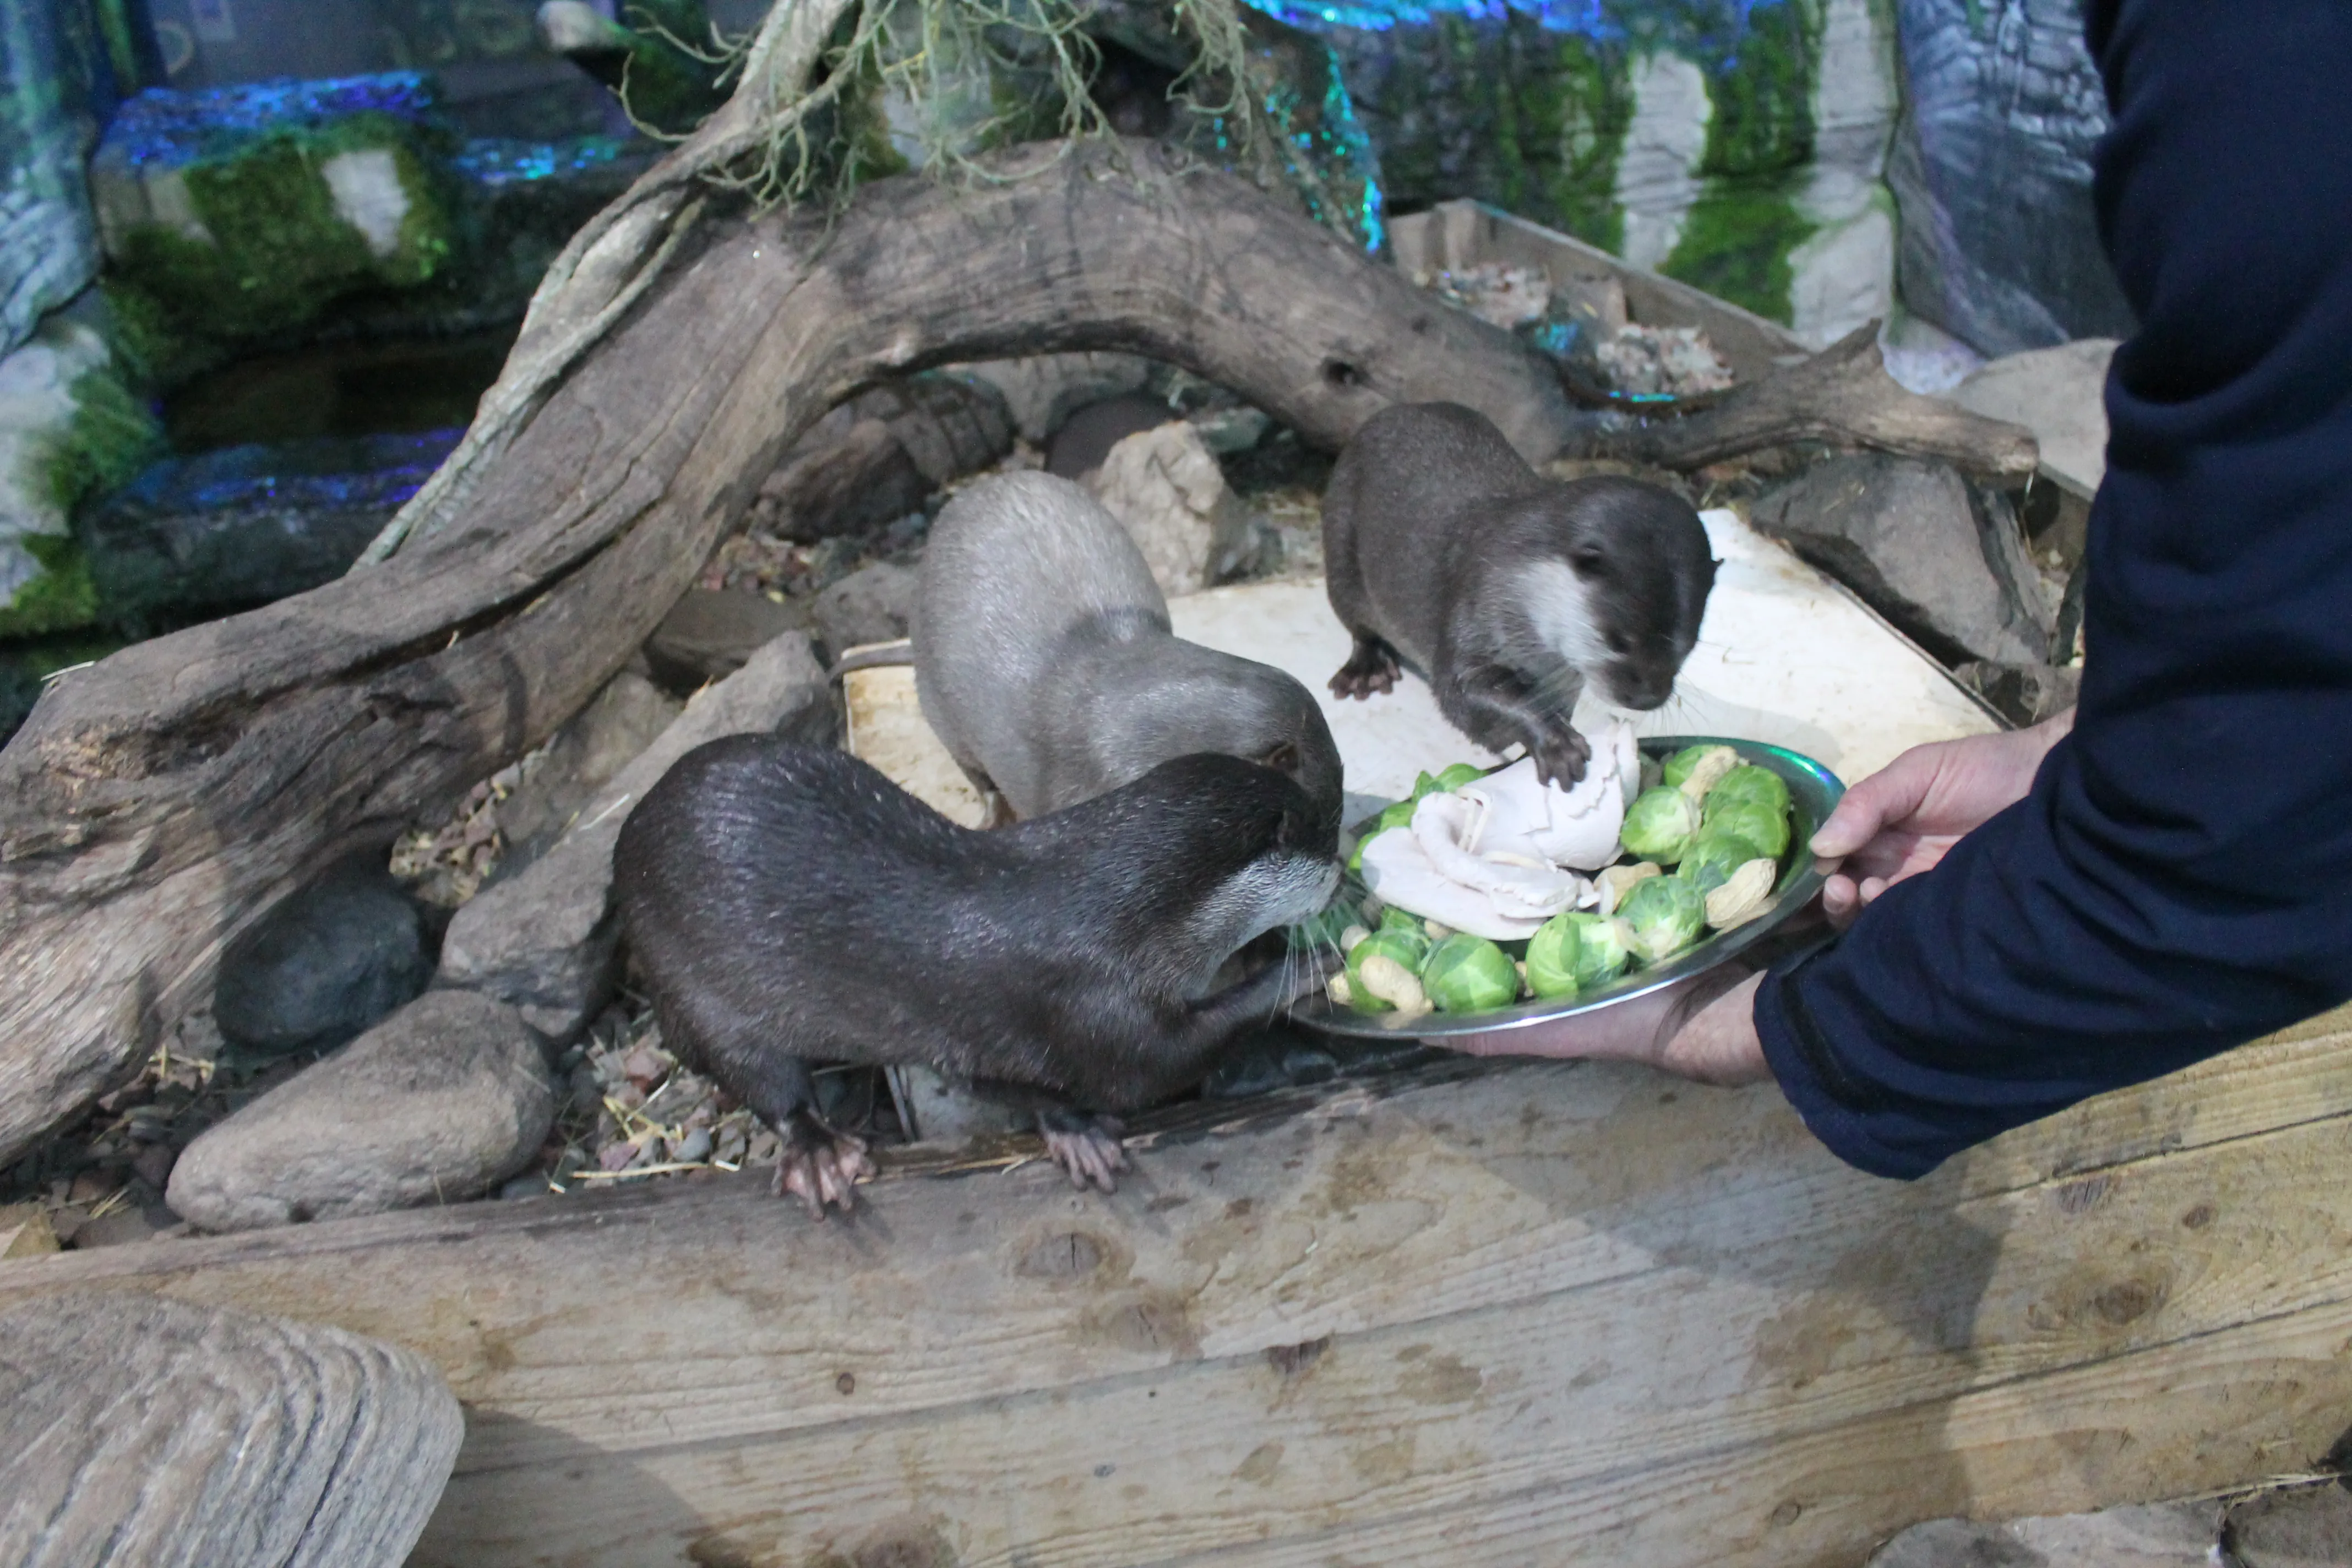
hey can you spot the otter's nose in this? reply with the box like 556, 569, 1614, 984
1612, 667, 1675, 710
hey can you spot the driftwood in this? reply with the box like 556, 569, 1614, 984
1594, 321, 2041, 478
5, 1007, 2351, 1565
0, 1288, 462, 1566
0, 138, 1575, 1168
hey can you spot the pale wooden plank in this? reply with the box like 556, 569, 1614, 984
405, 1101, 2352, 1567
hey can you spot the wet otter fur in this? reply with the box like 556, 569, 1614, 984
1323, 402, 1716, 783
613, 737, 1339, 1215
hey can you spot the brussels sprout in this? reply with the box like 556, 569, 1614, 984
1377, 798, 1419, 830
1621, 786, 1702, 863
1433, 762, 1486, 792
1704, 764, 1791, 819
1344, 928, 1430, 1011
1701, 796, 1789, 858
1676, 830, 1767, 893
1596, 861, 1662, 914
1619, 875, 1706, 965
1422, 933, 1521, 1012
1346, 827, 1392, 875
1525, 911, 1636, 997
1379, 904, 1426, 936
1661, 743, 1739, 795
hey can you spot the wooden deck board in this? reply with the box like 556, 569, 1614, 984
0, 1008, 2345, 1566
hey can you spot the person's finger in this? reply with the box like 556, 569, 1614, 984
1821, 873, 1859, 930
1858, 875, 1888, 906
1451, 979, 1689, 1061
1809, 746, 1941, 860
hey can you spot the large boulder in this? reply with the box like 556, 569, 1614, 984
167, 989, 556, 1231
214, 852, 435, 1058
1888, 0, 2137, 356
435, 630, 831, 1041
1751, 451, 2054, 668
493, 666, 683, 862
0, 1290, 462, 1567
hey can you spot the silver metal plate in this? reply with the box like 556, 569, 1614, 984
1288, 736, 1845, 1041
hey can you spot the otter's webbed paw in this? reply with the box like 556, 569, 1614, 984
1039, 1111, 1129, 1194
772, 1112, 875, 1219
1329, 634, 1402, 700
1531, 723, 1593, 788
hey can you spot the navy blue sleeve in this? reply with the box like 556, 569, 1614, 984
1752, 0, 2352, 1180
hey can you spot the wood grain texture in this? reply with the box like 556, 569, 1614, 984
0, 138, 1575, 1169
0, 1289, 462, 1567
0, 1008, 2345, 1567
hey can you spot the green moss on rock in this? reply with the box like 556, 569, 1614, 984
41, 362, 166, 516
0, 533, 102, 639
1660, 175, 1815, 322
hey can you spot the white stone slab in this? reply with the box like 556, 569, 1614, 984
847, 510, 1995, 817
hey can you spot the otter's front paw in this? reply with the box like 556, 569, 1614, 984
1040, 1113, 1129, 1194
773, 1114, 874, 1218
1329, 634, 1402, 700
1532, 725, 1593, 788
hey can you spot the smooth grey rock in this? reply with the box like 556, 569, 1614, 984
167, 991, 555, 1232
813, 560, 919, 656
1046, 393, 1174, 481
1085, 420, 1262, 597
434, 631, 829, 1040
1751, 452, 2054, 668
1869, 1500, 2222, 1568
644, 588, 811, 691
949, 352, 1156, 444
2225, 1482, 2352, 1568
215, 853, 433, 1058
886, 1066, 1027, 1144
495, 666, 681, 858
1946, 339, 2118, 501
0, 1289, 462, 1567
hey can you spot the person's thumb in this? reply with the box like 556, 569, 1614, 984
1810, 747, 1937, 861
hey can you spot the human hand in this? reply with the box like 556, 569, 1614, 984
1812, 710, 2075, 930
1448, 970, 1769, 1086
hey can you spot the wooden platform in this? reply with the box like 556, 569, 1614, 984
2, 1005, 2348, 1567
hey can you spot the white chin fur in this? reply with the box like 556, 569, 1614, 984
1520, 560, 1606, 673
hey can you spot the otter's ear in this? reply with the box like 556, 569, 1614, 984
1260, 741, 1302, 774
1570, 542, 1608, 579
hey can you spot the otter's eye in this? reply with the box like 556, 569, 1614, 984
1605, 630, 1631, 655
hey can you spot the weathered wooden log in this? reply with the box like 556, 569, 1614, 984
1593, 321, 2041, 478
4, 1006, 2349, 1566
0, 1288, 462, 1567
0, 139, 1576, 1169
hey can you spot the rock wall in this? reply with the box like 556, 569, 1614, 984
1887, 0, 2133, 356
1270, 0, 1901, 346
2, 0, 106, 359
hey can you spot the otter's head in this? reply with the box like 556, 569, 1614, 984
1518, 477, 1717, 711
1091, 753, 1341, 981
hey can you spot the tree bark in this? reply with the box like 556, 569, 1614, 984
1592, 322, 2040, 478
0, 139, 1575, 1167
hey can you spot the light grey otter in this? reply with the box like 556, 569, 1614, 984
613, 740, 1338, 1215
915, 470, 1344, 832
1322, 401, 1717, 785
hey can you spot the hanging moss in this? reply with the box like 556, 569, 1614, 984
1660, 176, 1815, 322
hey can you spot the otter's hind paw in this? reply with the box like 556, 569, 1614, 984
1041, 1114, 1129, 1194
1329, 634, 1402, 700
773, 1117, 875, 1218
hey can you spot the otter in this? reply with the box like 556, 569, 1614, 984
915, 470, 1344, 832
613, 738, 1339, 1215
1322, 402, 1716, 784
